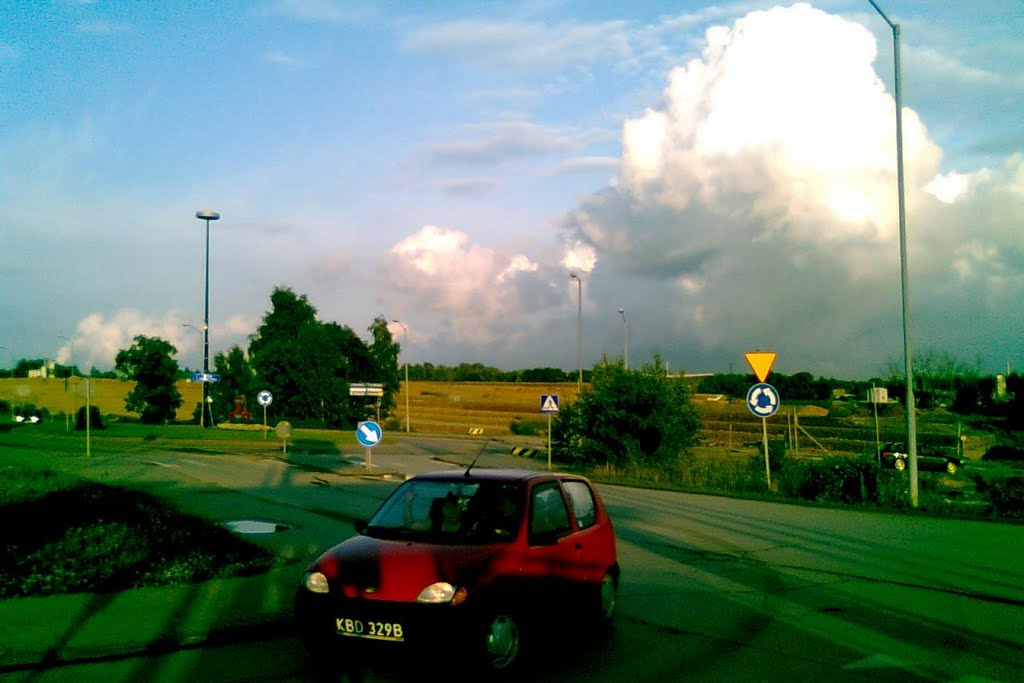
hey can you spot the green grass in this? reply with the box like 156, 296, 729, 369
0, 463, 276, 599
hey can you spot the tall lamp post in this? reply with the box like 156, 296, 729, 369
196, 210, 220, 429
618, 308, 628, 370
866, 0, 918, 507
391, 319, 410, 433
570, 273, 583, 392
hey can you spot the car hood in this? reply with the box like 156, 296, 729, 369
311, 533, 506, 602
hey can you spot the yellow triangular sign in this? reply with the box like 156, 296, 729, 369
745, 351, 777, 383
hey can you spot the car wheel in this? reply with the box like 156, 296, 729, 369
483, 612, 521, 671
946, 461, 958, 475
894, 458, 906, 471
597, 572, 617, 621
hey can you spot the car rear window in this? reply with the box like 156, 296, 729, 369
563, 480, 597, 529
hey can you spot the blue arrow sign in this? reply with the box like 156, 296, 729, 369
190, 372, 221, 383
747, 383, 780, 418
356, 420, 383, 447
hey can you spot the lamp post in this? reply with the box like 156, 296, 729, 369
183, 322, 204, 427
391, 319, 410, 433
570, 273, 583, 392
618, 308, 629, 370
196, 210, 220, 429
865, 0, 918, 507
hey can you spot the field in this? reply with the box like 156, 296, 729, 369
1, 377, 997, 462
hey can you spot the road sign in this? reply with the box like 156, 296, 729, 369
349, 383, 385, 397
744, 351, 777, 383
190, 372, 221, 383
257, 390, 273, 407
540, 394, 559, 413
356, 420, 382, 447
747, 383, 780, 418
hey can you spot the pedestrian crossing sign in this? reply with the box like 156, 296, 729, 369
540, 394, 560, 413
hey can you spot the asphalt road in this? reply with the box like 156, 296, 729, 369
6, 435, 1023, 682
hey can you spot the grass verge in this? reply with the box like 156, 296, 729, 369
0, 463, 276, 599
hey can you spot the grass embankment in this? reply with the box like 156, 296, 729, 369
0, 462, 275, 600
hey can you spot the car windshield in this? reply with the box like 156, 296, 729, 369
364, 481, 524, 544
364, 479, 522, 544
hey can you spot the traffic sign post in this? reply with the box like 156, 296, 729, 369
540, 395, 559, 471
356, 420, 382, 470
747, 382, 781, 491
257, 390, 273, 439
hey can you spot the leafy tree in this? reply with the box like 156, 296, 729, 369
247, 287, 392, 428
114, 335, 183, 424
552, 355, 702, 470
368, 316, 400, 416
210, 346, 257, 422
248, 287, 320, 420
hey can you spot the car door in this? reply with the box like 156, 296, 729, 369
524, 480, 579, 589
561, 479, 614, 583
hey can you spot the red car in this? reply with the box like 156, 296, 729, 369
294, 467, 619, 674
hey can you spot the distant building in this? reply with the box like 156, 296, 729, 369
27, 361, 56, 379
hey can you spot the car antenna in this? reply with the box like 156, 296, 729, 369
464, 438, 492, 476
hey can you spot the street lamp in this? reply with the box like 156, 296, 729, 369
570, 273, 583, 392
196, 210, 220, 429
391, 320, 410, 433
865, 0, 918, 507
618, 308, 628, 370
183, 322, 205, 427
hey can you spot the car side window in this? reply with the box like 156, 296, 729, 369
563, 480, 596, 529
529, 483, 572, 539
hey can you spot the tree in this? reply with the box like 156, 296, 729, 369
247, 287, 390, 428
248, 287, 321, 421
114, 335, 183, 424
368, 316, 400, 417
210, 346, 257, 422
552, 356, 703, 470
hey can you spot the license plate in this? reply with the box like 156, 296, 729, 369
336, 617, 405, 642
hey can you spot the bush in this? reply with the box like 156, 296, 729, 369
781, 458, 879, 504
75, 406, 105, 430
982, 446, 1024, 462
510, 419, 544, 436
972, 475, 1024, 518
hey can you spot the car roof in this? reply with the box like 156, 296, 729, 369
410, 468, 585, 484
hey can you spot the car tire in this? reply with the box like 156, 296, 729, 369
483, 611, 521, 671
894, 458, 906, 471
946, 461, 958, 475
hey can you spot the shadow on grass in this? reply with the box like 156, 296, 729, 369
0, 472, 275, 599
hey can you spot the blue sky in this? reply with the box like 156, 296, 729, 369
1, 1, 1022, 380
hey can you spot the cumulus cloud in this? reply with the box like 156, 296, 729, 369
556, 3, 1023, 375
379, 226, 550, 347
57, 309, 258, 372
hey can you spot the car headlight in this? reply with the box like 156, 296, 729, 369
303, 571, 330, 594
416, 582, 467, 605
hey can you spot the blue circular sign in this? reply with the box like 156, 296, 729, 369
747, 383, 780, 418
257, 390, 273, 407
356, 420, 383, 447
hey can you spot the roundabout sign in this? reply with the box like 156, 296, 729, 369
747, 383, 780, 418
